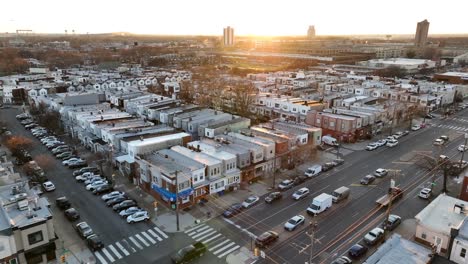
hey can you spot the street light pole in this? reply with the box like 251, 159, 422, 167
307, 221, 318, 264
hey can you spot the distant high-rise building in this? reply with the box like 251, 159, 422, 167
415, 19, 429, 47
307, 25, 316, 39
223, 26, 234, 46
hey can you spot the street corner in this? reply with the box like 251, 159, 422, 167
395, 218, 417, 240
151, 210, 198, 233
226, 246, 256, 264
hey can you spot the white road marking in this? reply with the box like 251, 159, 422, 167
128, 236, 143, 250
217, 245, 240, 258
184, 224, 206, 234
101, 248, 115, 262
213, 242, 236, 256
209, 239, 230, 251
142, 231, 156, 244
191, 227, 214, 239
147, 229, 162, 241
115, 242, 130, 256
188, 225, 210, 236
108, 245, 122, 259
94, 251, 108, 264
201, 233, 222, 244
135, 234, 150, 247
122, 239, 137, 253
154, 227, 169, 239
195, 230, 217, 241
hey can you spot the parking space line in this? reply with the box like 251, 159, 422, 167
147, 229, 162, 241
115, 242, 130, 256
209, 239, 230, 251
154, 227, 169, 239
201, 233, 222, 244
142, 231, 156, 244
191, 227, 214, 239
135, 234, 150, 247
128, 236, 143, 250
213, 242, 236, 255
195, 230, 217, 242
184, 224, 206, 234
94, 251, 108, 264
108, 245, 122, 259
218, 245, 240, 258
101, 248, 115, 262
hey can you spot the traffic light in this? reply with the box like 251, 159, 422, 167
60, 255, 66, 263
254, 247, 259, 257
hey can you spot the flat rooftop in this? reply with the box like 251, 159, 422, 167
171, 146, 221, 166
126, 132, 189, 147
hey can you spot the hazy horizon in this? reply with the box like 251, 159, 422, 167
2, 0, 467, 36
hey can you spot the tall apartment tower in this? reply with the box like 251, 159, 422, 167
415, 19, 430, 47
307, 25, 316, 39
223, 26, 234, 46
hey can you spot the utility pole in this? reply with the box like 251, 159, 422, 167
306, 221, 318, 264
175, 170, 180, 231
383, 170, 400, 240
459, 133, 468, 179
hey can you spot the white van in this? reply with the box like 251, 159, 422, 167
304, 165, 322, 178
307, 193, 333, 215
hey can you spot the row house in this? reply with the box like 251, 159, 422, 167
305, 111, 360, 143
171, 146, 241, 195
173, 109, 234, 140
124, 132, 191, 158
157, 105, 201, 126
104, 125, 175, 153
201, 117, 251, 139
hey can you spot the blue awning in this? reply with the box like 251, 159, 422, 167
151, 183, 193, 201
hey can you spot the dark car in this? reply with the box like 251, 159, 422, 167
86, 234, 104, 251
360, 175, 376, 185
106, 196, 127, 207
381, 214, 401, 231
93, 184, 113, 195
348, 243, 368, 259
56, 197, 71, 210
171, 242, 207, 264
113, 200, 137, 212
75, 222, 94, 239
64, 208, 80, 221
223, 203, 243, 218
331, 256, 352, 264
293, 175, 308, 186
322, 162, 336, 172
333, 158, 345, 166
265, 192, 282, 204
73, 167, 99, 176
69, 161, 88, 169
255, 231, 279, 248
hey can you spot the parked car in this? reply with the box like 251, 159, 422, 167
411, 124, 421, 131
56, 152, 73, 159
113, 200, 137, 212
69, 160, 88, 169
321, 162, 336, 172
278, 179, 294, 191
381, 214, 401, 231
84, 177, 104, 185
374, 168, 388, 178
63, 158, 85, 166
106, 196, 127, 207
64, 208, 80, 221
393, 131, 404, 138
255, 231, 279, 248
52, 147, 72, 155
386, 139, 398, 147
56, 197, 71, 210
375, 139, 387, 147
265, 192, 282, 203
242, 196, 259, 208
458, 145, 468, 152
102, 191, 126, 202
433, 138, 445, 146
293, 175, 308, 186
333, 158, 345, 166
304, 165, 322, 177
93, 184, 113, 195
366, 143, 378, 151
284, 215, 305, 231
419, 188, 432, 199
60, 154, 79, 161
330, 256, 352, 264
76, 174, 99, 183
223, 203, 243, 218
360, 175, 376, 185
86, 181, 108, 191
171, 242, 207, 264
73, 167, 100, 176
86, 234, 104, 251
127, 211, 150, 223
75, 222, 94, 239
292, 187, 310, 200
348, 243, 368, 258
364, 227, 384, 245
119, 207, 143, 218
42, 181, 56, 192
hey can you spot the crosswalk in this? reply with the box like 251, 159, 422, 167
184, 224, 241, 259
449, 117, 468, 123
94, 226, 169, 264
437, 124, 468, 132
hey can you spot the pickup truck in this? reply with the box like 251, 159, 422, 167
172, 242, 207, 264
376, 187, 403, 207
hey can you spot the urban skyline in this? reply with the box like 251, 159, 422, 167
1, 0, 468, 36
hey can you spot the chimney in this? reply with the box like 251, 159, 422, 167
197, 145, 200, 152
140, 136, 144, 141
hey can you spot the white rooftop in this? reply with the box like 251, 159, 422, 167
171, 146, 221, 166
439, 72, 468, 78
127, 132, 189, 148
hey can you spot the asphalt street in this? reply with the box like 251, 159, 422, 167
207, 107, 468, 264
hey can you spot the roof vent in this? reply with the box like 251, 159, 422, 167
454, 203, 465, 214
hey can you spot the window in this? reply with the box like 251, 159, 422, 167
461, 248, 466, 258
28, 231, 44, 245
421, 233, 427, 239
